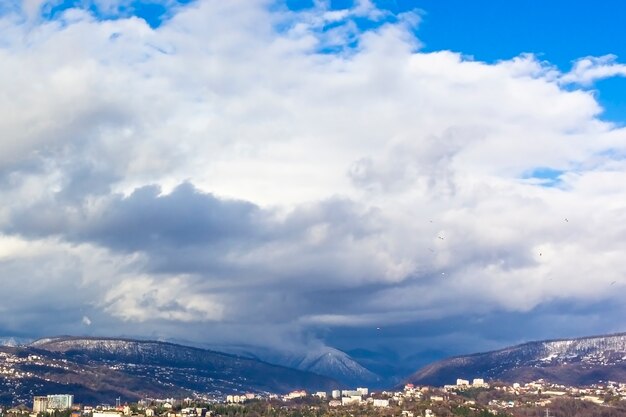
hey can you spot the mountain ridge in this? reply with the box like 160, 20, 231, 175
0, 336, 341, 405
203, 343, 381, 387
404, 332, 626, 387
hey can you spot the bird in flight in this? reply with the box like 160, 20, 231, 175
437, 236, 445, 240
564, 218, 569, 222
610, 281, 617, 286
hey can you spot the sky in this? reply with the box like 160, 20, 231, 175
1, 0, 626, 370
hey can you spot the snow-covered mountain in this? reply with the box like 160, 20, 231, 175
31, 336, 381, 387
204, 344, 381, 387
1, 336, 340, 403
405, 332, 626, 387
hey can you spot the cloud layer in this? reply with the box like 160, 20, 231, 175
1, 0, 625, 362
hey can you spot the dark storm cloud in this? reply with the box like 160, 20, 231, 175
9, 183, 263, 250
6, 180, 384, 289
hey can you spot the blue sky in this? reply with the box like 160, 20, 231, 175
1, 0, 626, 381
44, 0, 626, 123
405, 0, 626, 124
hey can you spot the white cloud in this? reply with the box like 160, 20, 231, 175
102, 275, 225, 322
561, 54, 626, 85
0, 0, 625, 350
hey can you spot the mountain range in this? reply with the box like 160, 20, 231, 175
0, 336, 340, 405
203, 344, 381, 387
1, 332, 626, 406
404, 332, 626, 387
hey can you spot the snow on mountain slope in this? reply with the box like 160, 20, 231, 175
284, 346, 381, 386
405, 332, 626, 387
204, 343, 381, 387
28, 336, 341, 394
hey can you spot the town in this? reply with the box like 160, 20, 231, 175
1, 378, 626, 417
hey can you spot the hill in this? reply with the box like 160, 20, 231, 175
404, 332, 626, 387
0, 336, 340, 405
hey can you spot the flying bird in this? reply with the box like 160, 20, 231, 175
610, 281, 616, 286
564, 218, 569, 222
437, 236, 445, 240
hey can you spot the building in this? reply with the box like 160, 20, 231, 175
33, 397, 48, 413
314, 392, 327, 399
356, 388, 368, 396
285, 390, 306, 400
226, 395, 244, 404
46, 395, 74, 410
372, 399, 389, 408
456, 379, 469, 387
341, 396, 361, 406
93, 412, 123, 417
472, 378, 487, 388
331, 390, 341, 399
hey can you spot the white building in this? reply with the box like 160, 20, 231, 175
226, 395, 245, 404
314, 392, 327, 399
285, 390, 306, 400
331, 390, 341, 399
472, 378, 487, 388
33, 397, 48, 413
341, 396, 361, 406
356, 388, 368, 396
93, 412, 123, 417
372, 399, 389, 408
46, 395, 73, 410
456, 379, 469, 387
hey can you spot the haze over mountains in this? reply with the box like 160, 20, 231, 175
206, 344, 381, 388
